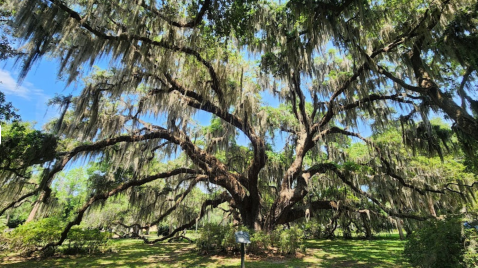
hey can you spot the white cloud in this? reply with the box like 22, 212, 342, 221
0, 69, 45, 99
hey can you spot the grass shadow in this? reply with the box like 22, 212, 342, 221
0, 234, 410, 267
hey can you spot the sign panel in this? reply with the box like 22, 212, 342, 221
235, 231, 251, 244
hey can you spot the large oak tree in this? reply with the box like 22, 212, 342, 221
1, 0, 478, 248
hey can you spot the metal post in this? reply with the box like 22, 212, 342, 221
235, 231, 249, 268
241, 243, 245, 268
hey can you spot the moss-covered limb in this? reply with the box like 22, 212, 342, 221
0, 128, 180, 218
58, 125, 246, 202
0, 190, 36, 218
338, 93, 417, 112
275, 200, 341, 225
131, 69, 264, 164
161, 74, 262, 150
139, 0, 211, 29
309, 3, 445, 137
375, 66, 427, 93
137, 175, 208, 229
304, 163, 339, 177
404, 7, 478, 141
160, 74, 267, 190
44, 0, 224, 103
290, 71, 310, 131
331, 167, 433, 221
326, 126, 446, 195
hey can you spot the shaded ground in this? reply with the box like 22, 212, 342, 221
0, 234, 410, 267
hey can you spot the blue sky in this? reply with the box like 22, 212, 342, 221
1, 58, 217, 129
1, 58, 70, 128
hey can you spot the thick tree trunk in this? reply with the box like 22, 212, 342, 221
26, 173, 56, 223
343, 221, 352, 239
25, 200, 41, 223
238, 194, 262, 231
404, 223, 413, 238
396, 218, 405, 240
427, 195, 437, 218
264, 133, 314, 231
360, 211, 372, 239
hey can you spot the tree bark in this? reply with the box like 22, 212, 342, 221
427, 195, 437, 218
25, 199, 42, 223
238, 194, 262, 230
409, 41, 478, 141
360, 211, 372, 239
396, 218, 405, 240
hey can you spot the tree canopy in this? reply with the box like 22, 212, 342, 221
1, 0, 478, 249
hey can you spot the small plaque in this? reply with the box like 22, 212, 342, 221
235, 231, 251, 244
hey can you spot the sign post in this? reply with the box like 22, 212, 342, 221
235, 231, 251, 268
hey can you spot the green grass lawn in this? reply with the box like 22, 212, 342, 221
0, 234, 410, 267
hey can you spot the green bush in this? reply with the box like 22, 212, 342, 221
403, 217, 463, 268
196, 224, 250, 253
62, 228, 112, 255
196, 223, 228, 252
464, 225, 478, 268
0, 216, 7, 232
0, 217, 112, 257
249, 230, 271, 254
276, 226, 305, 255
221, 226, 240, 252
0, 217, 8, 251
196, 223, 305, 255
2, 217, 63, 256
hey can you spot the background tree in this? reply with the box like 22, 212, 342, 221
0, 0, 20, 60
1, 0, 478, 251
0, 92, 19, 124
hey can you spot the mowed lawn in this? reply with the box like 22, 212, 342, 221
1, 234, 410, 267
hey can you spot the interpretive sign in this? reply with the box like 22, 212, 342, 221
235, 231, 251, 244
235, 231, 250, 268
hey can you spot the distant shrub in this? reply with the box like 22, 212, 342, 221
156, 224, 169, 236
404, 217, 463, 268
6, 217, 25, 229
303, 221, 323, 239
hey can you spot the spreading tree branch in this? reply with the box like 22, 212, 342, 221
139, 0, 211, 28
37, 168, 202, 253
143, 192, 231, 244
